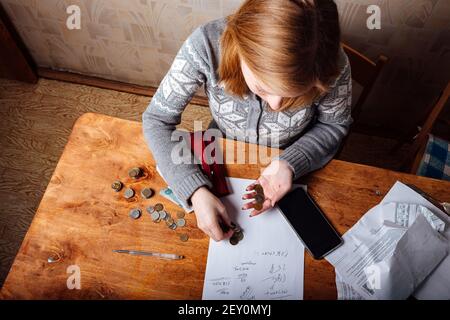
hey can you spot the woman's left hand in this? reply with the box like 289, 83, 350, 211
242, 159, 293, 217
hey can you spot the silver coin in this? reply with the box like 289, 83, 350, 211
151, 212, 160, 221
169, 223, 177, 230
146, 206, 155, 214
159, 210, 167, 220
129, 208, 141, 219
124, 188, 135, 199
141, 188, 154, 199
176, 218, 186, 227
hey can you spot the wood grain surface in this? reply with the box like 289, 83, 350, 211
1, 112, 449, 300
0, 77, 213, 287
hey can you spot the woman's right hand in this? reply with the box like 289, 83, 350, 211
191, 186, 233, 241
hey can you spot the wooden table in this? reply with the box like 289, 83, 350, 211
1, 113, 449, 300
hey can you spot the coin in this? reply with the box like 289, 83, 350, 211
234, 230, 244, 241
176, 218, 186, 227
254, 202, 263, 210
128, 167, 143, 179
141, 188, 154, 199
146, 206, 155, 214
254, 194, 264, 203
124, 188, 135, 199
111, 180, 123, 192
229, 236, 239, 245
169, 223, 177, 230
151, 212, 160, 222
166, 217, 174, 225
159, 210, 167, 220
154, 203, 163, 211
129, 208, 141, 219
176, 211, 185, 219
254, 184, 264, 194
180, 234, 189, 242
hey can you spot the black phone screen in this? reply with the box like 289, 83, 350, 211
277, 187, 343, 259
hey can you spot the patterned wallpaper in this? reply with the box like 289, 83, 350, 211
1, 0, 449, 135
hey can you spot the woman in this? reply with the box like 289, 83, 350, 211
142, 0, 352, 241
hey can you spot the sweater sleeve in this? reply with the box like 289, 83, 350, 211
277, 53, 353, 180
142, 26, 212, 207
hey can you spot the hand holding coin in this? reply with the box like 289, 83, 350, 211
241, 182, 270, 216
241, 160, 293, 217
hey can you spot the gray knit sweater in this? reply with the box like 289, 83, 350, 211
142, 18, 352, 207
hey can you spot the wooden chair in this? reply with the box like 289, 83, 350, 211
341, 43, 388, 122
335, 44, 388, 157
405, 81, 450, 174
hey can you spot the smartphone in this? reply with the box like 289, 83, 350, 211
277, 187, 343, 259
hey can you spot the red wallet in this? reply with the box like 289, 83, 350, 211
189, 131, 230, 197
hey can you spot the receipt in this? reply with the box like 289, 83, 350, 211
326, 198, 448, 300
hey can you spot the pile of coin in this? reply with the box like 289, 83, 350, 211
253, 184, 265, 210
111, 167, 154, 201
112, 167, 190, 242
229, 222, 244, 245
147, 203, 188, 241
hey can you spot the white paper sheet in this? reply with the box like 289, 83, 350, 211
326, 181, 450, 300
202, 177, 305, 300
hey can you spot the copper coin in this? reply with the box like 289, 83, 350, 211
154, 203, 163, 211
180, 234, 189, 242
254, 194, 264, 203
229, 236, 239, 245
176, 211, 185, 219
253, 202, 263, 211
141, 188, 154, 199
111, 180, 123, 192
235, 231, 244, 241
128, 167, 142, 179
254, 184, 264, 194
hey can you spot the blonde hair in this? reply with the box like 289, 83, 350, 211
218, 0, 341, 110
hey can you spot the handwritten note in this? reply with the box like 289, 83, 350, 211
202, 178, 304, 300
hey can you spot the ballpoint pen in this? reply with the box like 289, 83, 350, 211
112, 249, 184, 260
